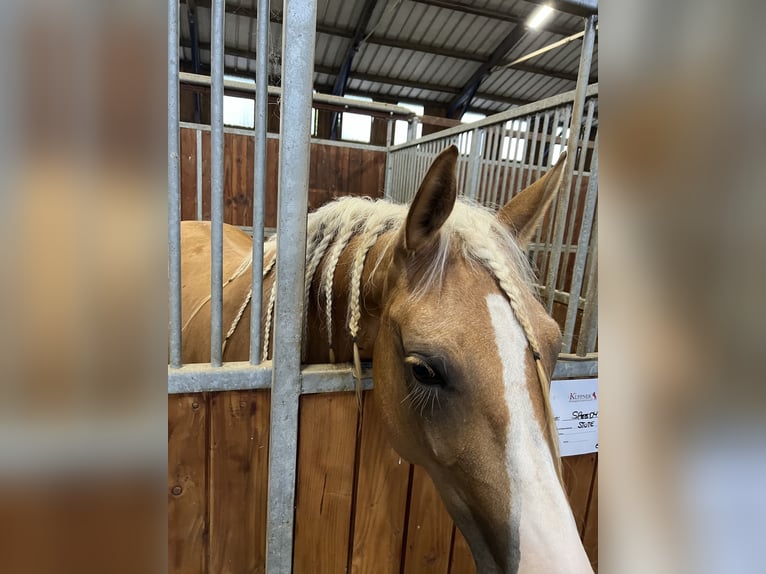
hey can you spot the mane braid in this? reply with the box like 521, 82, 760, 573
259, 197, 561, 475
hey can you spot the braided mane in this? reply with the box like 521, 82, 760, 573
259, 196, 561, 471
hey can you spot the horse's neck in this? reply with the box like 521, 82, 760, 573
303, 230, 397, 364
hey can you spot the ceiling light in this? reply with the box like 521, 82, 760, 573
527, 5, 554, 30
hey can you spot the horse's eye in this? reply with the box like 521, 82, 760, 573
411, 361, 444, 386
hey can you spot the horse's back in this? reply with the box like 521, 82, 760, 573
179, 221, 263, 363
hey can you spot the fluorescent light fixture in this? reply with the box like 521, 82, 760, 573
527, 5, 554, 29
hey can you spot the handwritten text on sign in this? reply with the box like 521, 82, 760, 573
550, 378, 598, 457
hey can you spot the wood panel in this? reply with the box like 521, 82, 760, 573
180, 130, 198, 221
293, 393, 360, 572
402, 466, 454, 574
582, 463, 598, 572
208, 390, 270, 574
167, 389, 598, 573
562, 453, 598, 535
168, 394, 208, 574
349, 392, 411, 573
449, 527, 476, 574
179, 129, 387, 228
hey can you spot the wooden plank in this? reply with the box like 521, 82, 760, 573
180, 129, 198, 220
168, 393, 208, 574
208, 390, 271, 574
562, 453, 598, 535
293, 393, 360, 572
402, 466, 454, 574
582, 462, 598, 572
449, 526, 476, 574
265, 139, 279, 227
349, 391, 411, 573
202, 131, 211, 220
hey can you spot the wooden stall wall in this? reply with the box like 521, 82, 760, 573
169, 389, 598, 574
178, 128, 387, 227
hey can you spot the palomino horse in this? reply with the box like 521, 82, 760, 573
180, 147, 593, 573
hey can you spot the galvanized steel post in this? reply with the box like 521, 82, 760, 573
544, 14, 596, 317
266, 0, 316, 571
168, 0, 183, 369
210, 0, 226, 366
250, 0, 270, 365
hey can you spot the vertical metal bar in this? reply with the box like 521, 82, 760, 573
209, 0, 225, 366
481, 125, 497, 205
577, 217, 598, 356
513, 116, 530, 197
485, 124, 502, 206
407, 117, 418, 141
249, 0, 270, 365
168, 0, 183, 369
466, 128, 483, 201
559, 99, 595, 291
532, 112, 552, 269
266, 0, 316, 570
509, 118, 523, 198
526, 113, 541, 188
544, 14, 596, 314
196, 129, 203, 220
456, 134, 467, 195
561, 135, 598, 352
538, 107, 562, 287
496, 121, 513, 206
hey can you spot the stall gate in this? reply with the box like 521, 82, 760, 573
168, 0, 598, 572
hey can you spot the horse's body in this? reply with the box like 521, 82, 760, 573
179, 147, 593, 573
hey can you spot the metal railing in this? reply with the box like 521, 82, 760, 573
168, 1, 597, 571
385, 21, 598, 360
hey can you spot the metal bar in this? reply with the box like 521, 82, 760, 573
483, 125, 501, 205
525, 113, 541, 188
527, 0, 599, 17
531, 111, 551, 267
196, 129, 203, 220
577, 217, 598, 356
491, 123, 507, 206
559, 99, 595, 290
167, 355, 594, 393
465, 128, 483, 201
180, 71, 416, 117
168, 0, 183, 369
389, 84, 598, 152
513, 116, 530, 199
168, 361, 373, 394
266, 0, 316, 570
552, 354, 598, 379
249, 0, 270, 365
537, 107, 561, 280
508, 118, 522, 199
496, 121, 513, 206
209, 0, 225, 367
561, 135, 598, 352
544, 15, 596, 314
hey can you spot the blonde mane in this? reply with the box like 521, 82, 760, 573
258, 196, 561, 472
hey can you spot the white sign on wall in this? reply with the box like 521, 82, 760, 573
550, 378, 598, 457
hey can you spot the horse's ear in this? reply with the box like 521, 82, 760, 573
404, 145, 458, 252
496, 151, 567, 247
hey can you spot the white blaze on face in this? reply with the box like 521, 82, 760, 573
486, 294, 593, 573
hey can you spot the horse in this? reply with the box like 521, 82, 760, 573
179, 146, 593, 573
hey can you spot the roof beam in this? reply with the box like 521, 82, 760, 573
330, 0, 381, 139
447, 25, 529, 118
409, 0, 578, 37
522, 0, 598, 18
331, 0, 380, 96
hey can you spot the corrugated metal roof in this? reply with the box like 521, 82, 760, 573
179, 0, 598, 115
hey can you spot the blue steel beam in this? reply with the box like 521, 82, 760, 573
329, 0, 380, 139
447, 25, 528, 119
186, 0, 202, 122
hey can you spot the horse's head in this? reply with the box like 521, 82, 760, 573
372, 147, 593, 573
